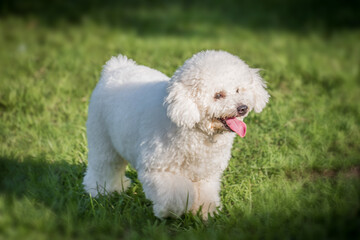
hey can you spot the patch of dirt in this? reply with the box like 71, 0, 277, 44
284, 166, 360, 181
310, 166, 360, 180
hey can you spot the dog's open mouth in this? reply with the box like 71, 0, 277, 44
219, 117, 247, 138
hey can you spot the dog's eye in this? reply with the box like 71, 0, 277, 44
236, 88, 246, 93
214, 91, 226, 100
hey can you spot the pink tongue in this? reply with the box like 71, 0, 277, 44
225, 118, 247, 137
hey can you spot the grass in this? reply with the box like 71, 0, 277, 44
0, 0, 360, 239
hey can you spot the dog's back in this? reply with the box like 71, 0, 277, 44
100, 55, 169, 86
86, 54, 172, 172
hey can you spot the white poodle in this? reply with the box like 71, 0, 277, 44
83, 50, 269, 219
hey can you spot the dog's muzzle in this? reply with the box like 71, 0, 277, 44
237, 105, 248, 116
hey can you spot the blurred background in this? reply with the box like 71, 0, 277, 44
0, 0, 359, 239
2, 0, 360, 32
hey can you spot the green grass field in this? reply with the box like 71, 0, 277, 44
1, 1, 360, 239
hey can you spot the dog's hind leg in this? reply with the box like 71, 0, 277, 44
83, 123, 131, 197
83, 146, 131, 196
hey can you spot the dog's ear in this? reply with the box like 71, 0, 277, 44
251, 69, 270, 113
165, 81, 200, 128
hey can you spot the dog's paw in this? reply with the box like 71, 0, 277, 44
191, 201, 219, 220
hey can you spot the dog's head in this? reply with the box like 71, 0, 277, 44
165, 50, 269, 136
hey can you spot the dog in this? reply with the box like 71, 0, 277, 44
83, 50, 269, 219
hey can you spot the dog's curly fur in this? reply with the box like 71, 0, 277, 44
83, 50, 269, 219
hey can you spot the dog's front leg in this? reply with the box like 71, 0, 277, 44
191, 177, 221, 220
139, 171, 195, 219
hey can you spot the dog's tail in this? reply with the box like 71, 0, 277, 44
103, 54, 137, 73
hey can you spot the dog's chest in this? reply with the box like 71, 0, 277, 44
180, 140, 233, 181
145, 133, 234, 181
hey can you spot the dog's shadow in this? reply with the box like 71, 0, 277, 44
0, 155, 211, 226
0, 155, 159, 220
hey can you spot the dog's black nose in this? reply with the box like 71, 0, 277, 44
237, 105, 248, 116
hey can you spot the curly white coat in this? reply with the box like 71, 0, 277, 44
83, 50, 269, 219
